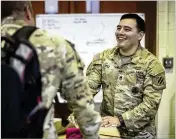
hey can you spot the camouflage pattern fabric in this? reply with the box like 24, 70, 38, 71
86, 46, 166, 138
1, 17, 101, 139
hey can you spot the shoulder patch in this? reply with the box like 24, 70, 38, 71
152, 72, 166, 90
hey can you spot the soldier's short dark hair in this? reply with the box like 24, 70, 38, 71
120, 13, 145, 32
1, 1, 33, 20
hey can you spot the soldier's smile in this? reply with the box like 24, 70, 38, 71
117, 37, 127, 42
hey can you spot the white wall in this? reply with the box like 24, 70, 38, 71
156, 1, 175, 139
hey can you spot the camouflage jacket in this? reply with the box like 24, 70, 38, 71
86, 46, 166, 138
1, 17, 101, 139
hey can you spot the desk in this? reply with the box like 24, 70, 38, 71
58, 135, 120, 139
99, 127, 121, 138
58, 127, 121, 139
54, 118, 121, 139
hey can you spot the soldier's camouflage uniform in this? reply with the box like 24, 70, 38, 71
1, 17, 101, 139
86, 45, 166, 138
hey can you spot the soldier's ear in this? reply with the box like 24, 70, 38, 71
24, 5, 32, 20
138, 31, 144, 41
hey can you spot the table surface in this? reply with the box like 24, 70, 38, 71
58, 127, 121, 139
54, 118, 121, 139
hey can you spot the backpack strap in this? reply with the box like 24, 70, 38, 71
11, 26, 37, 62
2, 26, 37, 63
12, 26, 37, 42
2, 26, 38, 82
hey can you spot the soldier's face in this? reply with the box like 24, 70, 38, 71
115, 19, 143, 50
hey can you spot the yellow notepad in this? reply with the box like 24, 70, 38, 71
99, 127, 120, 137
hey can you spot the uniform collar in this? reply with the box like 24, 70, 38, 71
109, 45, 143, 65
1, 17, 28, 36
130, 46, 143, 64
2, 16, 28, 26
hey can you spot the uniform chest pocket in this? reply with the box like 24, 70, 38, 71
102, 62, 118, 83
103, 62, 113, 73
125, 70, 137, 85
125, 69, 145, 98
125, 69, 145, 86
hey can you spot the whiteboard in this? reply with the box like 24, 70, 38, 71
36, 13, 145, 103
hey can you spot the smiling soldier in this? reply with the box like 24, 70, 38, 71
86, 13, 166, 138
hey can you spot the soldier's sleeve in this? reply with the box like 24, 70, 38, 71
121, 59, 166, 132
31, 30, 64, 138
31, 31, 62, 109
60, 41, 101, 139
86, 53, 102, 96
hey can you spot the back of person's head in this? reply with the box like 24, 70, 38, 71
120, 13, 145, 32
1, 1, 33, 20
